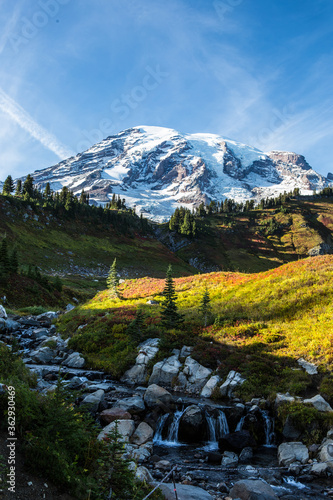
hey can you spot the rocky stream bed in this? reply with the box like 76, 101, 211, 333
1, 306, 333, 500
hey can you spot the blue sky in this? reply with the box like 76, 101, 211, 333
0, 0, 332, 180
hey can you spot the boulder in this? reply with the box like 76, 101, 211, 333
29, 346, 55, 364
311, 462, 329, 476
116, 396, 145, 414
282, 415, 302, 440
36, 311, 59, 322
122, 338, 159, 385
0, 318, 20, 332
303, 394, 333, 412
319, 439, 333, 468
97, 419, 135, 442
275, 392, 295, 407
179, 345, 193, 358
100, 408, 132, 425
0, 305, 7, 319
144, 384, 173, 408
65, 303, 75, 312
134, 465, 154, 483
62, 352, 85, 368
158, 484, 213, 500
221, 451, 238, 467
178, 405, 205, 442
200, 375, 221, 398
81, 389, 104, 411
131, 422, 154, 445
278, 442, 309, 466
219, 430, 256, 453
220, 370, 245, 398
297, 358, 318, 375
229, 479, 278, 499
239, 447, 253, 462
180, 357, 212, 393
148, 354, 181, 387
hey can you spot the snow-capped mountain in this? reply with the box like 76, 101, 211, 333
28, 126, 330, 222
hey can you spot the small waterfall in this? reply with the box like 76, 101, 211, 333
216, 410, 229, 437
235, 415, 245, 431
261, 410, 275, 447
204, 410, 229, 450
153, 409, 186, 447
153, 413, 169, 445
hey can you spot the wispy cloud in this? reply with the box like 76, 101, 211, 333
0, 87, 74, 159
0, 2, 22, 54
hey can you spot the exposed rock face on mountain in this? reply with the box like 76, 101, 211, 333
26, 126, 331, 222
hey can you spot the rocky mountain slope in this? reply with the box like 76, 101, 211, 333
26, 126, 330, 222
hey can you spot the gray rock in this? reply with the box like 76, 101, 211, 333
239, 447, 253, 462
282, 415, 302, 440
220, 370, 245, 398
131, 422, 154, 445
65, 303, 75, 312
36, 311, 59, 322
98, 419, 135, 442
319, 439, 333, 468
82, 389, 105, 406
135, 465, 154, 483
62, 352, 85, 368
200, 375, 221, 398
0, 318, 20, 332
229, 479, 278, 499
297, 358, 318, 375
221, 451, 239, 467
30, 346, 55, 364
311, 462, 329, 476
144, 384, 173, 408
158, 483, 213, 500
303, 394, 333, 412
180, 356, 212, 393
275, 392, 295, 406
122, 338, 159, 385
148, 354, 181, 387
146, 300, 159, 305
180, 345, 193, 358
116, 395, 146, 413
278, 442, 309, 466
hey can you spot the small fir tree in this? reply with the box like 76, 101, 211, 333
199, 286, 212, 327
107, 258, 120, 297
15, 179, 22, 195
22, 174, 34, 197
161, 265, 184, 329
2, 175, 14, 195
127, 309, 145, 343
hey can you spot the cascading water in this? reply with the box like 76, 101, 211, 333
261, 409, 275, 447
235, 415, 245, 431
204, 410, 229, 450
153, 409, 187, 447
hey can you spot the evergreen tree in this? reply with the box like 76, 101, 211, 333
9, 248, 18, 274
44, 182, 51, 199
2, 175, 14, 195
22, 174, 34, 197
127, 309, 145, 343
107, 258, 120, 297
160, 265, 184, 329
180, 211, 192, 237
15, 179, 22, 196
0, 238, 9, 273
199, 287, 212, 327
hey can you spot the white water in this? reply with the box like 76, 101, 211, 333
203, 410, 229, 451
153, 409, 187, 447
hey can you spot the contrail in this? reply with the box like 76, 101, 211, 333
0, 87, 74, 159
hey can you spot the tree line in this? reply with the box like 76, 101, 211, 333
1, 174, 151, 234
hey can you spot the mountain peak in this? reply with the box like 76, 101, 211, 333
23, 126, 330, 222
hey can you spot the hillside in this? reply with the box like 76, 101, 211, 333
158, 196, 333, 273
57, 255, 333, 400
